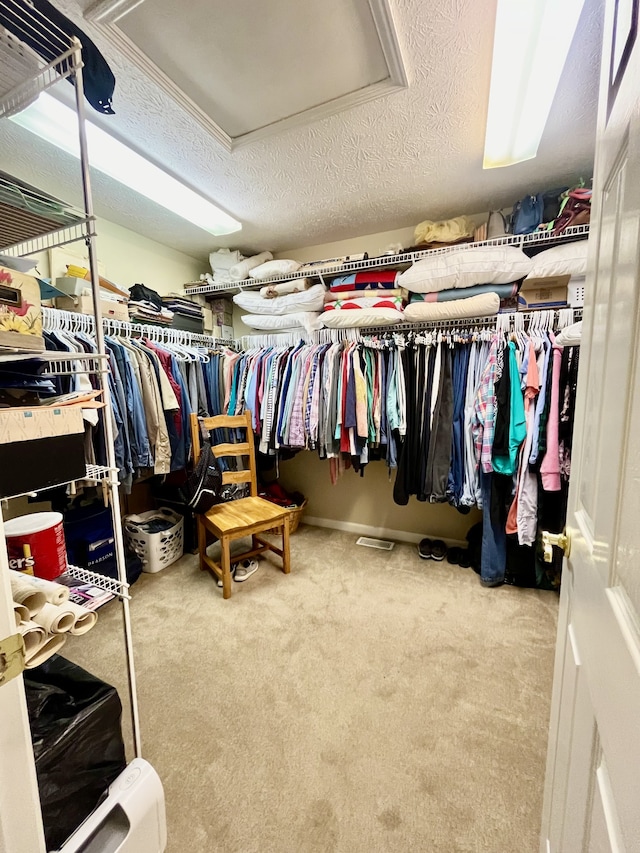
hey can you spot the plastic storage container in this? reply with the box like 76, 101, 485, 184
124, 508, 184, 573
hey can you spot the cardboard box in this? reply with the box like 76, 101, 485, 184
518, 274, 569, 311
0, 407, 85, 498
0, 267, 44, 352
55, 293, 129, 323
202, 307, 214, 333
213, 324, 234, 341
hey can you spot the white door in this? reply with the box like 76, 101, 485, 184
0, 513, 46, 853
541, 1, 640, 850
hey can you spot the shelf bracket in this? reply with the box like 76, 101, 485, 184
0, 633, 25, 687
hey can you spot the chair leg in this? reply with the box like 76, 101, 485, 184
197, 516, 207, 572
281, 516, 291, 575
220, 536, 233, 599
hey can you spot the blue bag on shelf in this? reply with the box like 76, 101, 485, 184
510, 193, 544, 234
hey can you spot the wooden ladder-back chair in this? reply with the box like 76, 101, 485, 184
189, 412, 291, 599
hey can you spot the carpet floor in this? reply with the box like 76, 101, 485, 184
65, 525, 558, 853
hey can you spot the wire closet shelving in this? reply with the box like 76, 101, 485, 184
185, 223, 591, 296
0, 0, 144, 780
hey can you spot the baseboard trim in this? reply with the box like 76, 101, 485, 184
303, 516, 467, 548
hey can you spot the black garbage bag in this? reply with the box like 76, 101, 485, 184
24, 655, 127, 850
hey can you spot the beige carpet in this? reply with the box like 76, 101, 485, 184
65, 525, 558, 853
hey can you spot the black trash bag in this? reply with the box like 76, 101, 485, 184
24, 655, 127, 851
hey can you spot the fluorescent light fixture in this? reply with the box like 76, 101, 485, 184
10, 93, 242, 236
483, 0, 586, 169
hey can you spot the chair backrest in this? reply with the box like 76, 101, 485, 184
189, 411, 258, 497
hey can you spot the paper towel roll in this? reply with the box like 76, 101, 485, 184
13, 602, 30, 626
9, 571, 69, 605
17, 620, 45, 659
66, 601, 98, 636
32, 602, 76, 634
9, 574, 46, 617
24, 633, 66, 669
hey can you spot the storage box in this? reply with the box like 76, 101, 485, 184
208, 297, 233, 327
518, 275, 569, 311
213, 323, 234, 341
0, 407, 85, 498
55, 292, 129, 323
0, 267, 44, 352
55, 276, 92, 297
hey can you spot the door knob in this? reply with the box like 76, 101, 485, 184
541, 529, 571, 563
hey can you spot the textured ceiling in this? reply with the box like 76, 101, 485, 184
0, 0, 603, 263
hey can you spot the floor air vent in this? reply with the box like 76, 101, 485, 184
356, 536, 395, 551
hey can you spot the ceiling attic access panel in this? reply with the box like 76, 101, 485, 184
84, 0, 408, 149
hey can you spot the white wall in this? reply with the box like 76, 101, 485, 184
35, 215, 205, 297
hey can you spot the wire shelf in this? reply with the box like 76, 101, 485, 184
2, 463, 114, 501
66, 564, 130, 600
0, 172, 92, 255
185, 225, 591, 296
0, 40, 79, 118
0, 347, 108, 373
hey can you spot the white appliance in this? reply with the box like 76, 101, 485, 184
56, 759, 166, 853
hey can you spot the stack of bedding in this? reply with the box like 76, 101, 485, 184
399, 245, 533, 322
321, 270, 405, 328
233, 282, 326, 336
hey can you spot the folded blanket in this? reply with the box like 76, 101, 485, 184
324, 296, 404, 312
324, 288, 404, 303
409, 282, 518, 304
330, 271, 399, 292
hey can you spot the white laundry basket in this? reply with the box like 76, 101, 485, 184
124, 508, 184, 573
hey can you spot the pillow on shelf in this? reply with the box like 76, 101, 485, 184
321, 308, 405, 328
241, 312, 324, 333
525, 240, 588, 280
260, 279, 311, 298
229, 251, 273, 282
403, 292, 500, 322
324, 296, 403, 311
399, 245, 532, 293
234, 284, 325, 315
249, 259, 302, 280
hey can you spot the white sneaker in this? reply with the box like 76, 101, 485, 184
217, 564, 236, 588
233, 559, 260, 582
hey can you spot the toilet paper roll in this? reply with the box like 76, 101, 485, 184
24, 633, 66, 669
9, 574, 46, 617
32, 602, 76, 634
66, 601, 98, 636
17, 620, 46, 659
9, 571, 69, 605
13, 602, 30, 626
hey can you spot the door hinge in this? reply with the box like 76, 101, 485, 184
0, 632, 26, 687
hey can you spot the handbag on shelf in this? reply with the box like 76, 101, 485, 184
510, 194, 544, 235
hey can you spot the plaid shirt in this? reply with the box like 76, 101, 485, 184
472, 338, 498, 473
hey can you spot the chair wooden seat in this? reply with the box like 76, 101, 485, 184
190, 412, 291, 599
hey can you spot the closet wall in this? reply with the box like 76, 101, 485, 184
35, 215, 205, 295
233, 223, 486, 543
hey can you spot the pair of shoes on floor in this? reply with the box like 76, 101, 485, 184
217, 559, 260, 587
417, 538, 447, 561
447, 547, 471, 568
